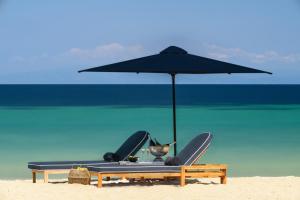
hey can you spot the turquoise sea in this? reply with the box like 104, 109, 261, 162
0, 85, 300, 179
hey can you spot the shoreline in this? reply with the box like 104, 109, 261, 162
1, 177, 299, 200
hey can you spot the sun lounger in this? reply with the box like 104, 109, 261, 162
28, 130, 149, 183
87, 133, 227, 187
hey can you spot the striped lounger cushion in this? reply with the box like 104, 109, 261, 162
28, 160, 118, 170
28, 131, 149, 170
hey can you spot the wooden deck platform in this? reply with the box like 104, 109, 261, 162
31, 164, 227, 186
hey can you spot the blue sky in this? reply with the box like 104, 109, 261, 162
0, 0, 300, 84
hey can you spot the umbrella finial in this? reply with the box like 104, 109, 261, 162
160, 46, 188, 55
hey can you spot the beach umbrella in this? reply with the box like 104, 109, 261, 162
79, 46, 271, 156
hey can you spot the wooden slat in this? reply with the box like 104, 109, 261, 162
90, 172, 181, 179
183, 164, 227, 170
32, 169, 70, 174
46, 170, 70, 174
97, 174, 102, 188
44, 171, 48, 183
185, 172, 224, 177
180, 166, 185, 186
90, 171, 98, 176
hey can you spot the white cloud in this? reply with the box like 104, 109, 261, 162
5, 43, 144, 73
205, 44, 300, 63
6, 42, 300, 76
9, 42, 300, 67
67, 43, 144, 60
3, 42, 300, 83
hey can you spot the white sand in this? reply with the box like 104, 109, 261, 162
0, 177, 299, 200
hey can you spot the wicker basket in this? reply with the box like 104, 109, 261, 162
68, 168, 91, 185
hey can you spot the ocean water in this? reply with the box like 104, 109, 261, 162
0, 85, 300, 179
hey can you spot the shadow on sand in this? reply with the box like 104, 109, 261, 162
87, 178, 220, 188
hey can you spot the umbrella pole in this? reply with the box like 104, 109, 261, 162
171, 74, 177, 156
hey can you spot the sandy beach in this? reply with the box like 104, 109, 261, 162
0, 177, 299, 200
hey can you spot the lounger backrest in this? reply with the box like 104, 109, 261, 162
115, 131, 150, 161
177, 132, 213, 166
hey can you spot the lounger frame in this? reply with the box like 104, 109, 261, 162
90, 164, 227, 187
29, 131, 150, 183
32, 169, 70, 183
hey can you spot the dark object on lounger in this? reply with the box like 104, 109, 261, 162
164, 156, 181, 166
127, 156, 138, 162
103, 152, 120, 162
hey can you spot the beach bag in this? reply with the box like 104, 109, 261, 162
68, 167, 91, 185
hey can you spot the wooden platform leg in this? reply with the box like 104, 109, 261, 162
221, 168, 227, 184
97, 173, 102, 188
32, 171, 36, 183
44, 171, 49, 183
180, 167, 185, 186
221, 176, 227, 184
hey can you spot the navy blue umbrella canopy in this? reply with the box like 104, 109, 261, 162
79, 46, 271, 74
79, 46, 271, 155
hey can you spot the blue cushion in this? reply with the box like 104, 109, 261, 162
114, 131, 149, 161
177, 132, 213, 165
